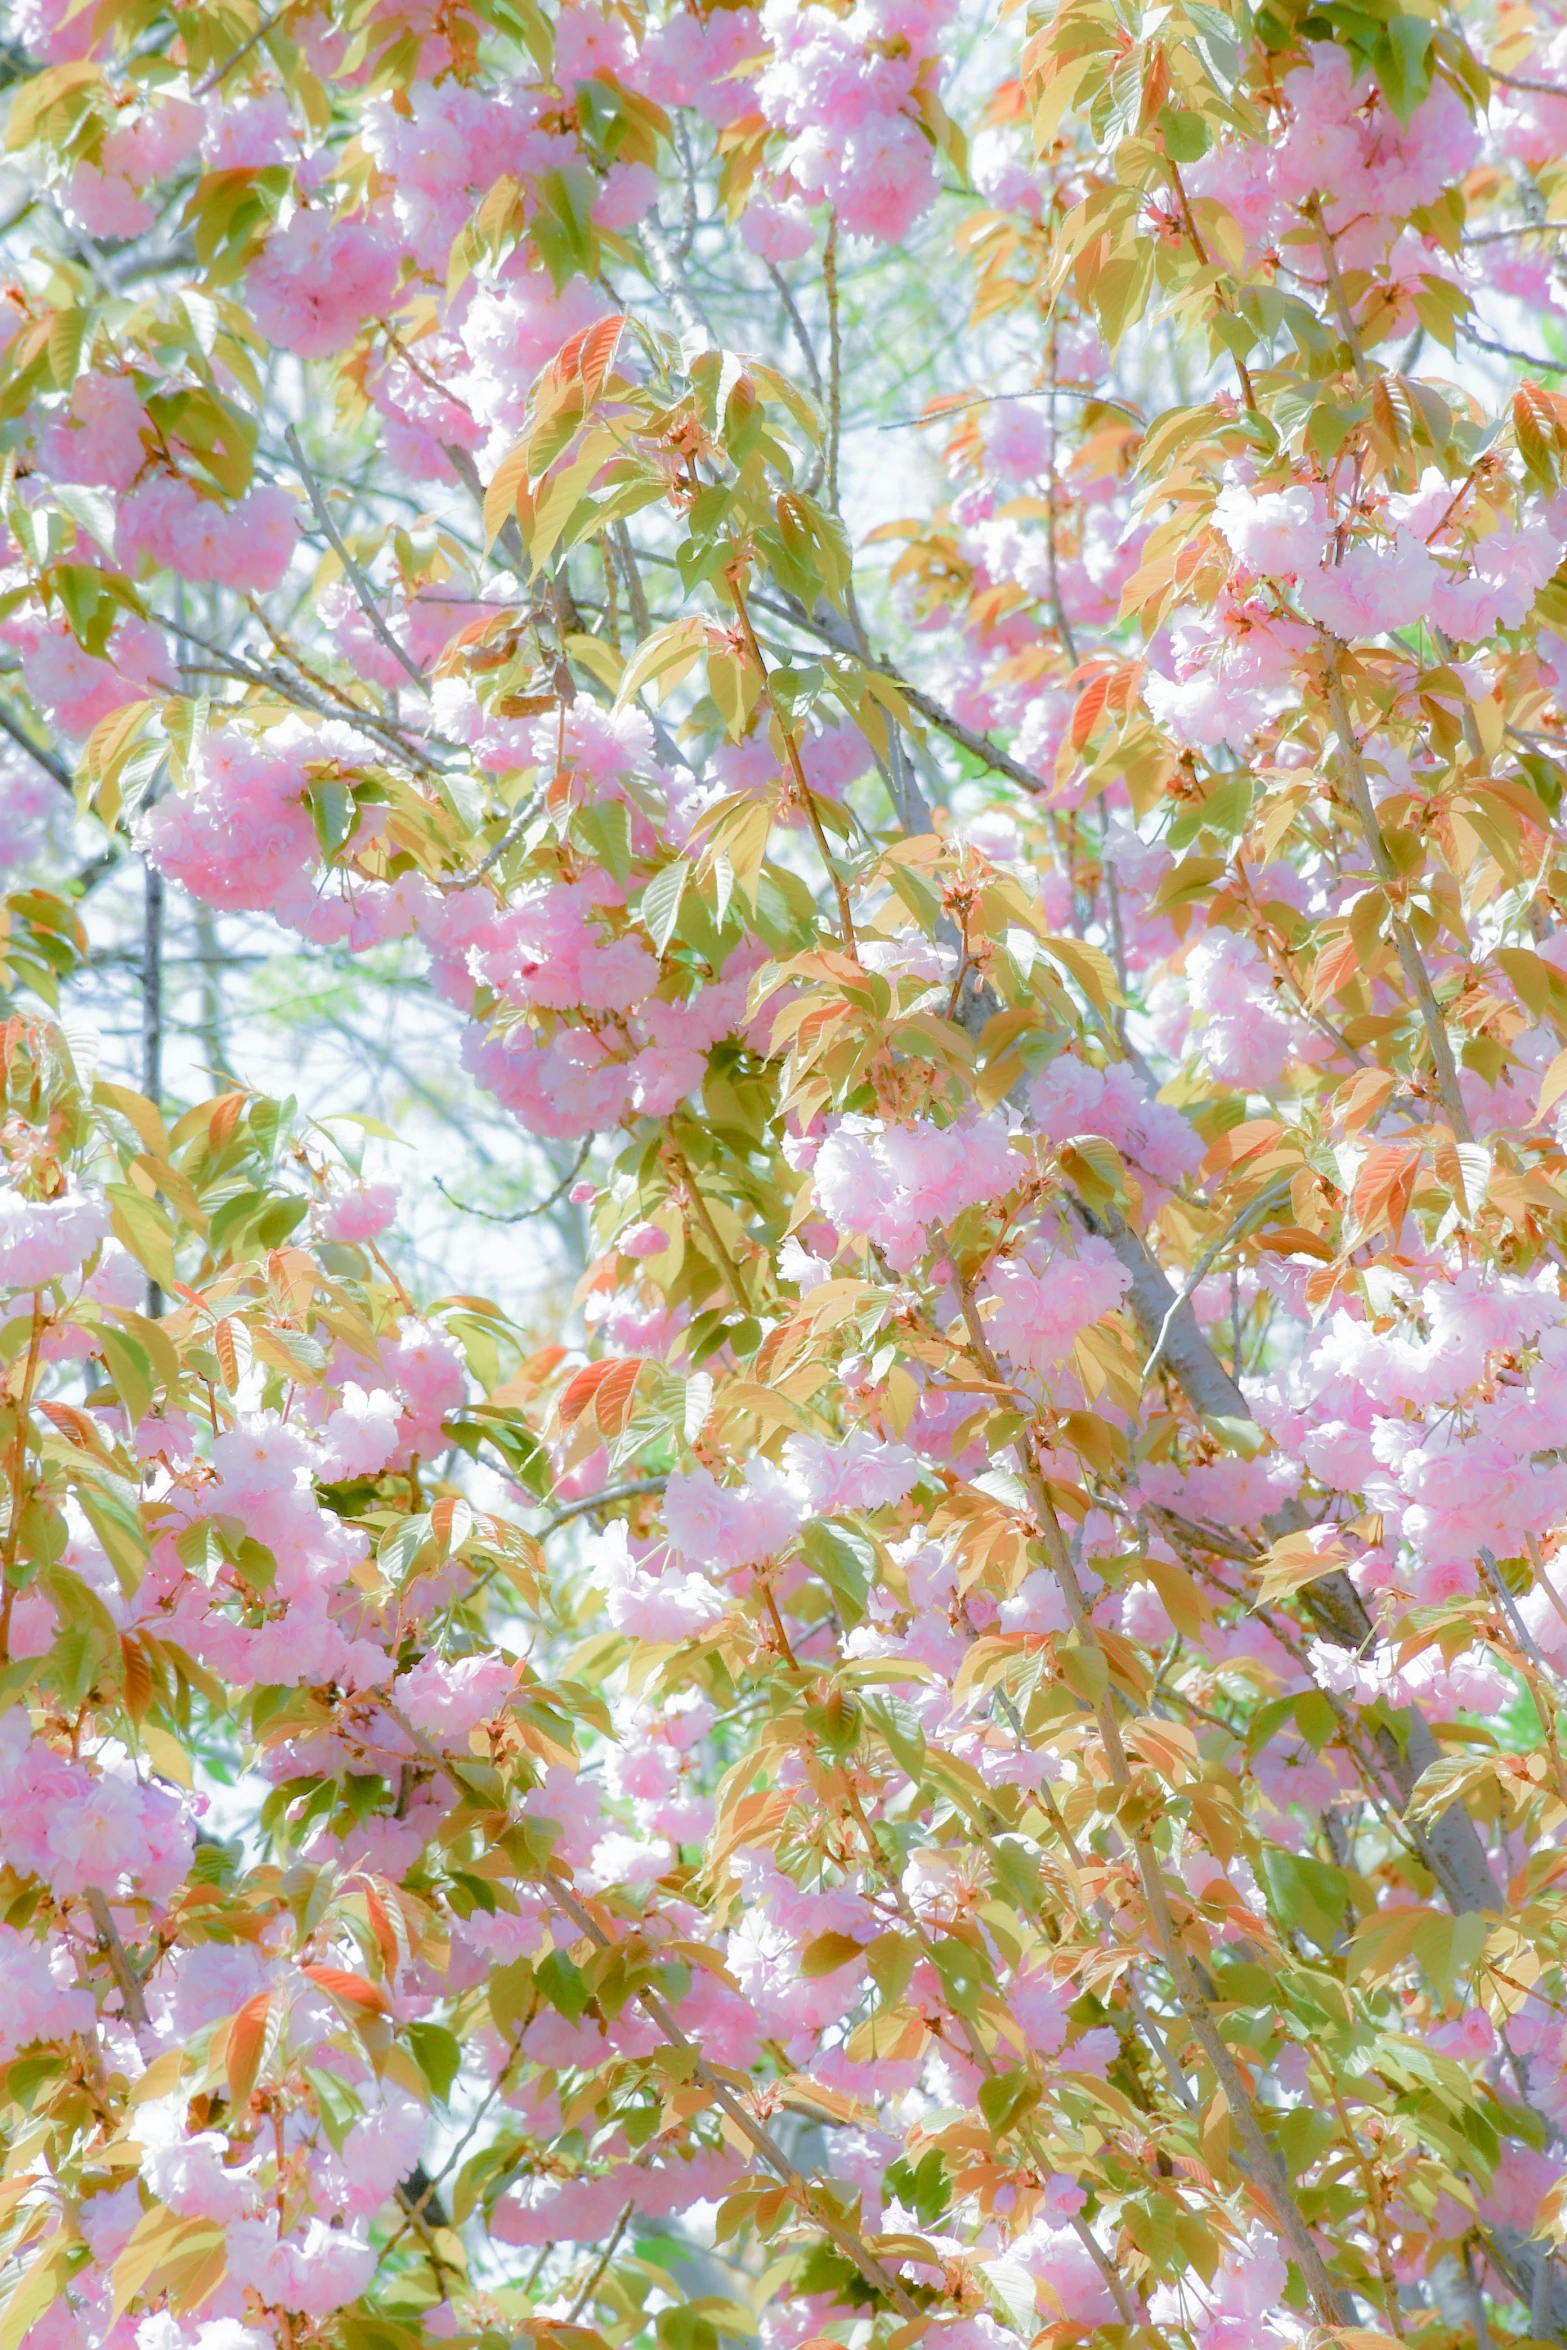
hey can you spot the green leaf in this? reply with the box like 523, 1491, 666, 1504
657, 2311, 718, 2350
405, 2019, 461, 2102
143, 387, 256, 499
95, 1325, 153, 1425
978, 2068, 1042, 2140
77, 1484, 146, 1592
1376, 13, 1434, 123
106, 1185, 177, 1290
1, 2235, 72, 2350
799, 1518, 875, 1627
488, 1956, 535, 2038
931, 1934, 989, 2019
979, 2254, 1038, 2336
1257, 1850, 1353, 1952
866, 1692, 927, 1783
534, 1948, 590, 2022
799, 1931, 863, 1978
641, 857, 690, 954
1057, 1637, 1108, 1706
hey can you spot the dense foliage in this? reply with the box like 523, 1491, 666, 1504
7, 0, 1567, 2342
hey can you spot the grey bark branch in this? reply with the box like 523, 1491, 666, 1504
1083, 1199, 1505, 1921
764, 261, 823, 400
142, 846, 164, 1320
0, 698, 73, 793
168, 617, 443, 776
748, 589, 1054, 795
286, 424, 429, 693
639, 212, 716, 360
1079, 1210, 1561, 2331
443, 438, 527, 575
85, 1885, 151, 2033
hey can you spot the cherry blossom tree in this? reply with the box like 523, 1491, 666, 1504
6, 0, 1567, 2345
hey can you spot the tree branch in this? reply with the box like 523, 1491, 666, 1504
84, 1885, 151, 2033
0, 698, 73, 794
285, 424, 429, 693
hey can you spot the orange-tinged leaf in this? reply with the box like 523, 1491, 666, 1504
558, 1358, 616, 1425
558, 1355, 650, 1428
213, 1318, 241, 1392
365, 1883, 402, 1979
1257, 1528, 1352, 1604
592, 1355, 647, 1436
1253, 1224, 1335, 1263
1202, 1118, 1284, 1175
430, 1494, 475, 1554
575, 313, 624, 394
220, 1988, 278, 2106
1333, 1066, 1396, 1134
483, 437, 532, 548
1070, 669, 1113, 752
299, 1964, 391, 2014
1350, 1140, 1421, 1239
121, 1635, 153, 1723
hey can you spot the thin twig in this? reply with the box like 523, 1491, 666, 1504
566, 2203, 635, 2321
673, 117, 698, 260
745, 586, 1054, 797
878, 385, 1144, 432
1307, 196, 1369, 383
537, 1480, 667, 1537
639, 210, 715, 358
1322, 649, 1472, 1138
1463, 222, 1567, 244
1141, 1177, 1294, 1388
165, 616, 443, 776
1490, 62, 1567, 91
822, 212, 842, 512
192, 7, 283, 95
1459, 320, 1567, 373
1043, 326, 1078, 667
611, 523, 652, 639
84, 1886, 151, 2032
1480, 1545, 1566, 1692
285, 425, 429, 693
443, 439, 528, 575
455, 783, 549, 885
0, 699, 73, 793
727, 572, 858, 955
764, 262, 823, 401
434, 1141, 591, 1223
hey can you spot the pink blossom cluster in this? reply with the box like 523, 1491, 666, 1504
7, 610, 167, 737
1212, 467, 1567, 647
1027, 1054, 1202, 1188
754, 0, 955, 244
314, 1181, 399, 1245
118, 476, 297, 594
978, 1235, 1132, 1373
0, 1713, 193, 1902
0, 1189, 109, 1287
247, 213, 400, 361
810, 1111, 1018, 1268
136, 720, 366, 917
1264, 1268, 1567, 1602
1190, 44, 1479, 278
5, 0, 1567, 2339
